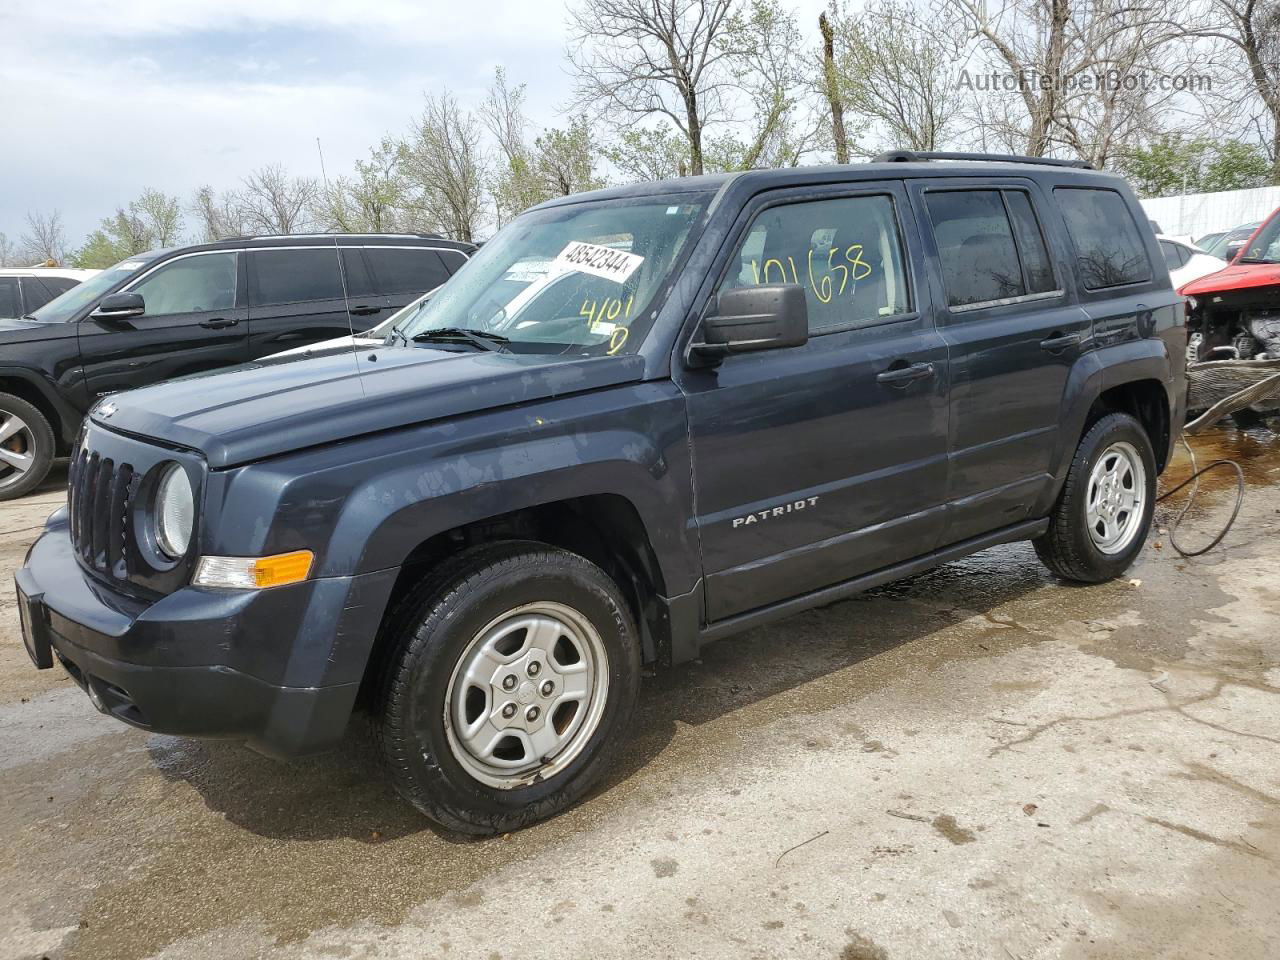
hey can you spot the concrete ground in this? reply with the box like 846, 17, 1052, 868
2, 428, 1279, 960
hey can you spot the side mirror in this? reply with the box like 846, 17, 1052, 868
691, 284, 808, 362
92, 292, 145, 321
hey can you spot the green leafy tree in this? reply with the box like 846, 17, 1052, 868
1120, 136, 1271, 197
73, 189, 184, 267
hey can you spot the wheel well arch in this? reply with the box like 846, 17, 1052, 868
0, 375, 67, 454
1087, 378, 1171, 471
359, 494, 670, 700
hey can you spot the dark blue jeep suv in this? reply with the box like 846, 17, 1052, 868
16, 153, 1185, 833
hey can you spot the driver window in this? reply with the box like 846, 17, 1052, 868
132, 252, 237, 316
718, 194, 910, 332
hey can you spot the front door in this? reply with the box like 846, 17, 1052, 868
909, 180, 1092, 545
76, 250, 249, 402
675, 183, 950, 623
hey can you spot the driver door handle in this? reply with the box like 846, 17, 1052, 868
1040, 332, 1080, 352
199, 317, 239, 330
876, 361, 935, 386
349, 304, 381, 316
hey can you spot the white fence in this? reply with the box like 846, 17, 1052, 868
1140, 186, 1280, 241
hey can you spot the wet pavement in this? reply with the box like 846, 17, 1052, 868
2, 430, 1279, 960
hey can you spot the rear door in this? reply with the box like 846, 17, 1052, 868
364, 245, 455, 316
77, 250, 249, 401
676, 181, 949, 622
910, 179, 1091, 545
245, 245, 352, 356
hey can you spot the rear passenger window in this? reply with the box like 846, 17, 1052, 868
718, 193, 910, 332
1054, 187, 1152, 289
925, 190, 1026, 307
1159, 240, 1188, 269
339, 249, 374, 298
250, 249, 344, 306
366, 248, 451, 295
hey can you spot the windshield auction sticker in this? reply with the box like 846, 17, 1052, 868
552, 241, 644, 283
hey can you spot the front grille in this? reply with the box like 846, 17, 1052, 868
68, 447, 139, 581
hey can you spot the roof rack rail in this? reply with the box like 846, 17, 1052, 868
873, 150, 1093, 170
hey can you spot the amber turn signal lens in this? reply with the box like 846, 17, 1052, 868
192, 550, 315, 590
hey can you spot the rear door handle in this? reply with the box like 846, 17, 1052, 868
199, 317, 239, 330
349, 304, 381, 316
1040, 332, 1080, 352
876, 361, 935, 386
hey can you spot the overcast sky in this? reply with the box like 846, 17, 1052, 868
0, 0, 830, 250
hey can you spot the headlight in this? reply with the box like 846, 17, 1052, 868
155, 464, 194, 558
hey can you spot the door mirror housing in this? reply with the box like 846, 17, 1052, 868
93, 292, 145, 321
691, 284, 808, 362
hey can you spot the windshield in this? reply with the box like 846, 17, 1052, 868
29, 256, 155, 323
393, 194, 711, 355
1239, 214, 1280, 263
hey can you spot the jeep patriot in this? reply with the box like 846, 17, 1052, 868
16, 152, 1185, 833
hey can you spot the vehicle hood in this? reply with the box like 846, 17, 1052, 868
92, 345, 647, 469
1180, 262, 1280, 296
0, 317, 71, 342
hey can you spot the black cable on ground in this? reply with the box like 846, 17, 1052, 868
1154, 436, 1245, 558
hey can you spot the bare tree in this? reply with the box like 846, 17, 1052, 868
567, 0, 737, 176
399, 91, 488, 242
819, 6, 850, 164
190, 186, 249, 242
834, 0, 965, 154
0, 233, 16, 268
481, 68, 548, 225
20, 210, 68, 265
237, 164, 318, 234
720, 0, 820, 169
944, 0, 1189, 165
1196, 0, 1280, 181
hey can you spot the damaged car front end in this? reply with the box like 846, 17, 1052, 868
1183, 209, 1280, 362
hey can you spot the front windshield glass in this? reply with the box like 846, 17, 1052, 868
394, 194, 711, 355
30, 257, 154, 323
1239, 216, 1280, 263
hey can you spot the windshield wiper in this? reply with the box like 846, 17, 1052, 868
411, 327, 511, 352
1236, 257, 1277, 264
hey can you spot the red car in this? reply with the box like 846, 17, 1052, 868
1182, 207, 1280, 360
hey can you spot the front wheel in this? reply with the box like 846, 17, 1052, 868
0, 393, 55, 502
373, 542, 640, 834
1034, 412, 1156, 583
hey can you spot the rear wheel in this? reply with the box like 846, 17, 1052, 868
1034, 412, 1156, 583
373, 542, 640, 834
0, 393, 54, 501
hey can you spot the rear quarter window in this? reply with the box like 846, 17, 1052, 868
1054, 187, 1153, 289
366, 247, 452, 295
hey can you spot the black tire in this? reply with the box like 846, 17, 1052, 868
373, 541, 641, 834
0, 392, 55, 502
1033, 412, 1156, 583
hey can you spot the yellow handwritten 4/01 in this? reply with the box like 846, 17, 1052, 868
579, 294, 634, 327
750, 246, 873, 304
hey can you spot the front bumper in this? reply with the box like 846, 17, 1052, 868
15, 510, 398, 758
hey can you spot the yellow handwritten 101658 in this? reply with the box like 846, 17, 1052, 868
750, 245, 873, 304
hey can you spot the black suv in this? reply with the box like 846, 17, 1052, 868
0, 234, 474, 499
16, 154, 1184, 833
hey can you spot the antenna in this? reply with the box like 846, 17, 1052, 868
316, 137, 330, 189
